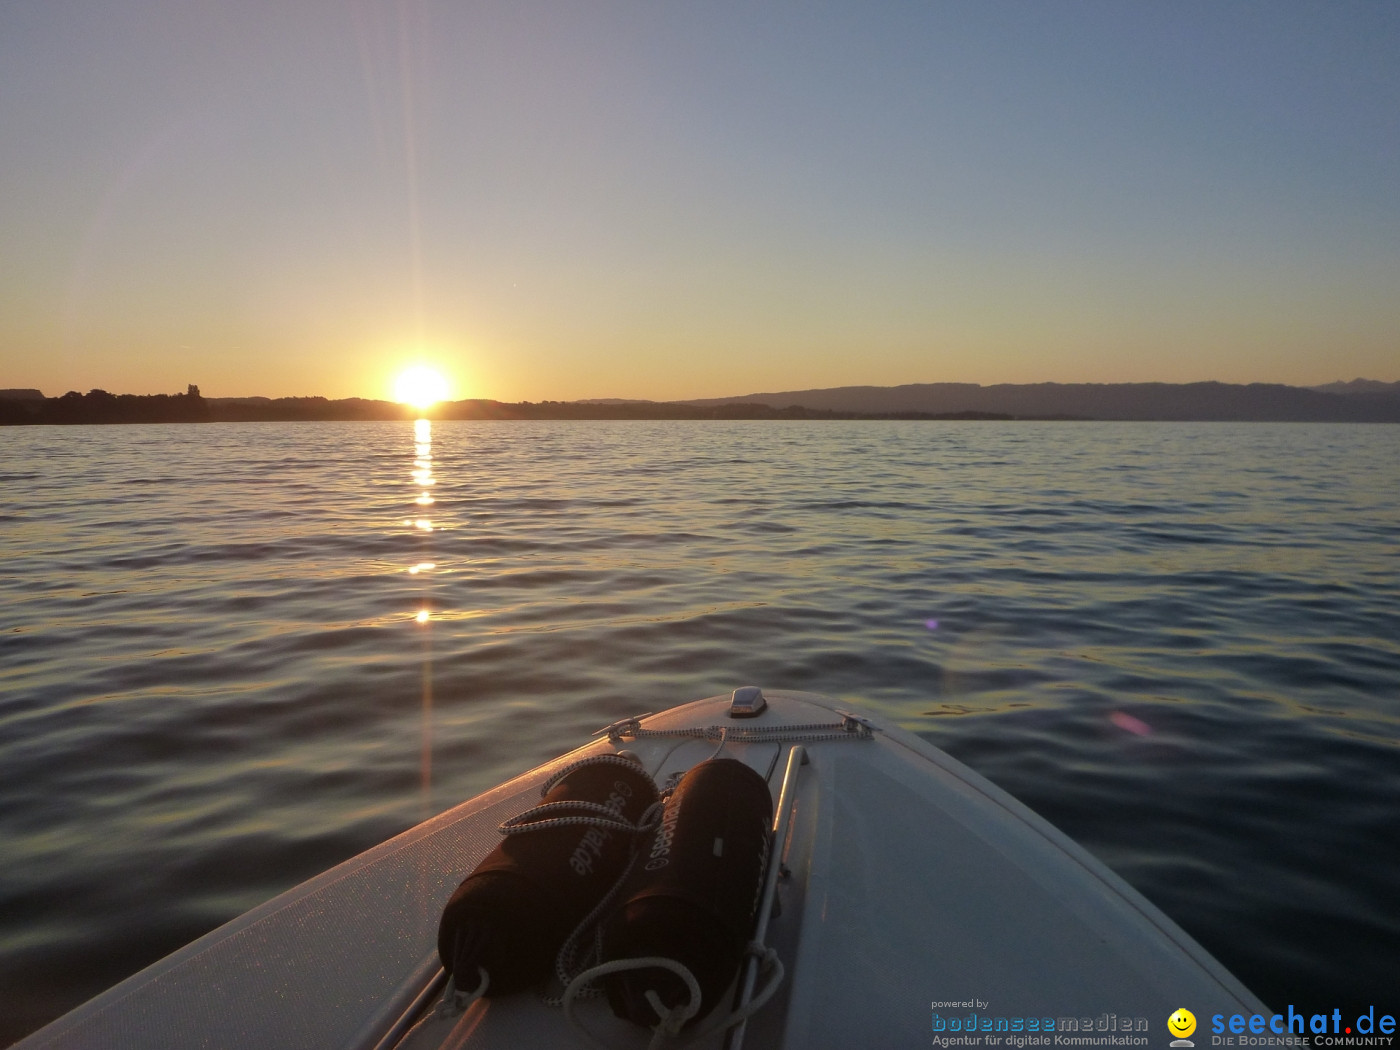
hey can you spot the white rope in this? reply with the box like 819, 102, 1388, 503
707, 942, 786, 1040
500, 800, 644, 836
550, 799, 666, 994
537, 752, 657, 799
704, 726, 730, 762
561, 956, 702, 1050
560, 944, 786, 1050
437, 964, 489, 1019
499, 752, 660, 837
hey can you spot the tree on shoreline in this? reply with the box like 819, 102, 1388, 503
0, 387, 210, 425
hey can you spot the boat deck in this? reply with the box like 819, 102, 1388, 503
18, 691, 1266, 1050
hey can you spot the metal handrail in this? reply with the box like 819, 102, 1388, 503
724, 744, 806, 1050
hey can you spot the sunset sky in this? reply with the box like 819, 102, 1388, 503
2, 1, 1397, 402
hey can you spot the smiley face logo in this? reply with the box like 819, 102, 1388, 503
1168, 1009, 1197, 1040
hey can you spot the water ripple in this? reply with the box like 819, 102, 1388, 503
1, 420, 1398, 1042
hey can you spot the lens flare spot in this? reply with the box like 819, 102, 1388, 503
415, 609, 430, 624
1109, 711, 1153, 736
924, 619, 940, 630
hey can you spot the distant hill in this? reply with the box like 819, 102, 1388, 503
204, 396, 409, 422
433, 399, 997, 420
1310, 379, 1400, 396
7, 380, 1399, 424
680, 381, 1400, 422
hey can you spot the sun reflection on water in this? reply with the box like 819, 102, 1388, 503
408, 418, 437, 819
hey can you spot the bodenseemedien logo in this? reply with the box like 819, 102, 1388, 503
1169, 1009, 1197, 1047
929, 1008, 1150, 1046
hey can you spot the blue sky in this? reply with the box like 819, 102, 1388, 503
2, 1, 1397, 400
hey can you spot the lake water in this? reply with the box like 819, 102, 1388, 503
1, 420, 1397, 1043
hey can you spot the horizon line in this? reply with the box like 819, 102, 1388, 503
4, 375, 1398, 404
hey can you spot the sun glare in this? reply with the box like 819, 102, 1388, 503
393, 366, 450, 410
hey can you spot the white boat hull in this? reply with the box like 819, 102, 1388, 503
18, 691, 1266, 1049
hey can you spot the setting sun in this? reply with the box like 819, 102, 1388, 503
392, 366, 450, 410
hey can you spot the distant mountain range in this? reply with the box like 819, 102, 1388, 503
678, 380, 1400, 422
1308, 379, 1400, 395
4, 380, 1398, 423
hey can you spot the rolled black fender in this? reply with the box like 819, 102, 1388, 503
600, 758, 773, 1027
437, 754, 659, 995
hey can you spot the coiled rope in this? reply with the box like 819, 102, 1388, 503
561, 943, 785, 1050
437, 964, 488, 1019
499, 753, 661, 836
